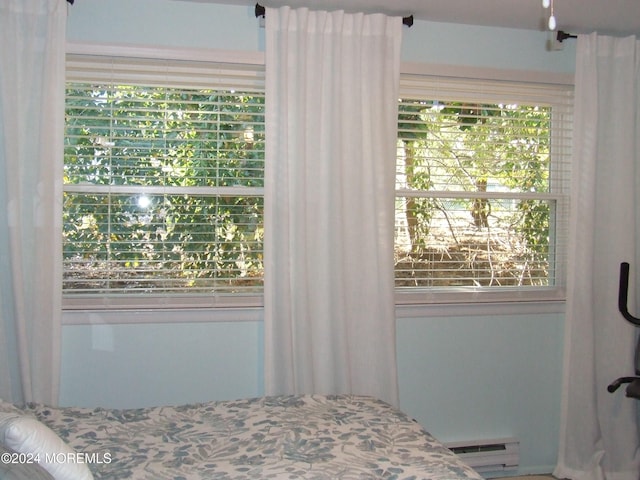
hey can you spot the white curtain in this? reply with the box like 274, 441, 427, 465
264, 6, 402, 407
0, 0, 66, 405
554, 33, 640, 480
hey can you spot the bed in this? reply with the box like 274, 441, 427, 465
1, 394, 483, 480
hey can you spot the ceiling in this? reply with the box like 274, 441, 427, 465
185, 0, 640, 36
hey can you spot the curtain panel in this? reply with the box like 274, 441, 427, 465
0, 0, 66, 405
264, 6, 402, 406
554, 33, 640, 480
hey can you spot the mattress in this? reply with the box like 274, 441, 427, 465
21, 394, 482, 480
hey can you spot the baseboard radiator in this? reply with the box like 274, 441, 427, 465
445, 437, 520, 473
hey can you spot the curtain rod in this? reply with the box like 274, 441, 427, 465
254, 3, 414, 27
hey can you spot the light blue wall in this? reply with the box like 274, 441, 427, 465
401, 20, 575, 73
397, 312, 565, 474
66, 0, 261, 51
62, 0, 574, 475
60, 320, 264, 407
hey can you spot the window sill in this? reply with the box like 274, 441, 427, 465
62, 294, 264, 325
62, 288, 564, 325
62, 305, 263, 325
395, 286, 566, 317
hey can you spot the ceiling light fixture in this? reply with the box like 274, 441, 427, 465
542, 0, 557, 30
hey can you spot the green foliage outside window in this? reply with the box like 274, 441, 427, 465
63, 84, 265, 294
63, 83, 562, 296
395, 100, 559, 288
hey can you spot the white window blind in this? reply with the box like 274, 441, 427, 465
63, 54, 265, 308
395, 73, 573, 301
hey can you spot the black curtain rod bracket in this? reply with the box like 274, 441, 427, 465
254, 3, 413, 27
557, 30, 576, 43
67, 0, 74, 4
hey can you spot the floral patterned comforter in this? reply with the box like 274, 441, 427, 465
27, 395, 482, 480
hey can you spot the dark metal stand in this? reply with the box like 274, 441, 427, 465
608, 262, 640, 399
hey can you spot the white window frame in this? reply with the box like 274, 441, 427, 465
63, 43, 266, 312
394, 63, 573, 307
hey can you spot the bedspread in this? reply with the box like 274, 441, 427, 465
27, 395, 482, 480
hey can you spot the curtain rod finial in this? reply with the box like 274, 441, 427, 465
557, 30, 576, 42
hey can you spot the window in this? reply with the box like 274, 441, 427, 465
395, 73, 573, 302
63, 51, 572, 310
63, 53, 265, 308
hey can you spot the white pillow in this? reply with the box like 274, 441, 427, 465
0, 399, 24, 415
0, 412, 93, 480
0, 443, 55, 480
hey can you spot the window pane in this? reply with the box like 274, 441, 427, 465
395, 98, 567, 291
64, 82, 265, 296
63, 192, 263, 294
394, 196, 555, 288
65, 84, 265, 189
397, 102, 552, 194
